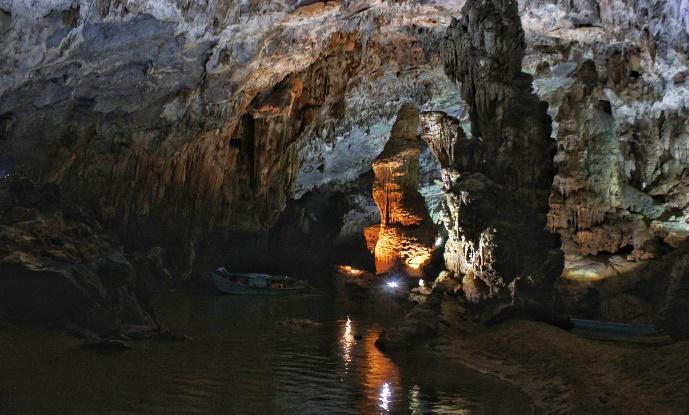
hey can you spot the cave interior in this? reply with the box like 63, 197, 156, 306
1, 0, 689, 414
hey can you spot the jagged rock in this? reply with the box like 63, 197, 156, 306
523, 5, 688, 242
0, 176, 158, 336
420, 111, 480, 171
435, 270, 454, 283
375, 305, 439, 352
0, 0, 463, 275
430, 0, 562, 304
433, 269, 462, 294
461, 273, 491, 304
523, 0, 689, 319
547, 60, 659, 267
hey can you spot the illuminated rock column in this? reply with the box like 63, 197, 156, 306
365, 103, 435, 277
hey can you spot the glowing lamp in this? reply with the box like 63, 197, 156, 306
386, 281, 399, 288
339, 265, 364, 276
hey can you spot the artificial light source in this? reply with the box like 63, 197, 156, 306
418, 279, 424, 287
386, 281, 399, 288
338, 265, 364, 276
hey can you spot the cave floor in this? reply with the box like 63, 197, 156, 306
428, 303, 689, 415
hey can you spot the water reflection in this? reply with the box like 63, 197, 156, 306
379, 382, 392, 412
361, 322, 401, 414
409, 384, 423, 415
338, 316, 403, 413
0, 293, 537, 414
341, 316, 354, 372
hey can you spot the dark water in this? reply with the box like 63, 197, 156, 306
0, 290, 536, 414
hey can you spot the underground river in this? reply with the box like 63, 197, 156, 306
0, 284, 538, 415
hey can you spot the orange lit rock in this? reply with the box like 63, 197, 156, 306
373, 225, 433, 276
367, 103, 435, 277
363, 224, 380, 253
337, 265, 365, 276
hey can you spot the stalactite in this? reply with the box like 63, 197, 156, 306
553, 175, 585, 197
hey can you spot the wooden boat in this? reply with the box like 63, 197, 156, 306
569, 318, 672, 345
211, 267, 308, 295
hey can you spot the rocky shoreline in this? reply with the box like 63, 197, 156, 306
435, 319, 689, 415
0, 176, 170, 342
375, 289, 689, 415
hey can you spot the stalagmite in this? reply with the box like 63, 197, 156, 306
430, 0, 563, 302
365, 103, 435, 277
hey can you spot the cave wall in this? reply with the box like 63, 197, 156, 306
0, 176, 162, 335
522, 0, 689, 265
0, 4, 361, 236
0, 0, 462, 275
517, 0, 689, 321
2, 0, 688, 322
414, 0, 689, 320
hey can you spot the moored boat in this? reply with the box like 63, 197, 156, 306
211, 267, 308, 295
568, 318, 672, 345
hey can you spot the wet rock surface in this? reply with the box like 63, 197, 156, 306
375, 305, 439, 352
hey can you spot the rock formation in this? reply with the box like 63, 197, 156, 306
0, 176, 161, 336
365, 103, 435, 277
430, 0, 562, 303
0, 0, 462, 276
547, 60, 656, 268
519, 0, 689, 324
1, 0, 688, 334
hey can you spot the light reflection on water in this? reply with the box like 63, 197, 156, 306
341, 316, 354, 372
379, 382, 392, 411
360, 322, 400, 414
0, 291, 537, 415
409, 384, 423, 414
338, 315, 401, 413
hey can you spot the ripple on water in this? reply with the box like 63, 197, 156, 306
0, 292, 537, 415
